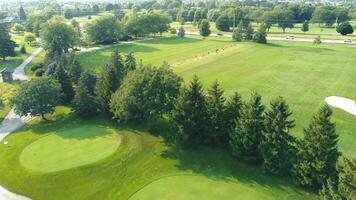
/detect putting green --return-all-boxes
[19,125,120,172]
[129,175,309,200]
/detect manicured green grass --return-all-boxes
[78,35,356,157]
[20,125,120,173]
[77,36,234,72]
[0,108,316,200]
[0,33,36,71]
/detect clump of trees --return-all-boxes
[85,15,122,44]
[40,16,78,57]
[124,12,171,37]
[110,66,182,121]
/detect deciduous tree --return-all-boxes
[10,78,61,120]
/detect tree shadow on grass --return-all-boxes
[160,146,314,197]
[26,111,117,140]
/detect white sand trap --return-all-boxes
[325,96,356,116]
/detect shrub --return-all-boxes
[20,45,26,54]
[170,28,177,34]
[35,68,45,77]
[30,64,43,71]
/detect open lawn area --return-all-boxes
[0,107,317,200]
[0,33,36,71]
[78,35,356,157]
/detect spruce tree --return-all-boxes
[0,24,16,61]
[206,81,227,146]
[199,19,211,37]
[338,157,356,200]
[73,73,97,118]
[68,59,83,84]
[19,5,27,21]
[245,23,254,40]
[294,105,340,189]
[229,92,265,161]
[172,76,208,148]
[320,179,342,200]
[259,97,295,175]
[80,70,96,95]
[124,52,137,75]
[225,92,243,132]
[52,64,74,103]
[95,49,124,112]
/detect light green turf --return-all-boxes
[0,108,317,200]
[129,175,313,200]
[19,125,120,172]
[77,36,234,72]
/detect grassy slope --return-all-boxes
[78,35,356,157]
[0,107,316,200]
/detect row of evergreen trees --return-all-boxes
[171,76,354,199]
[50,50,354,199]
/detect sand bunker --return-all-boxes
[325,96,356,116]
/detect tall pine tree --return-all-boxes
[95,49,124,112]
[259,97,295,175]
[206,81,227,146]
[0,24,16,61]
[320,179,342,200]
[68,59,83,84]
[52,64,74,103]
[19,5,27,21]
[229,92,265,161]
[225,92,243,132]
[73,72,97,118]
[124,52,137,75]
[172,76,208,148]
[338,156,356,200]
[294,105,340,189]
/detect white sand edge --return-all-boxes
[325,96,356,116]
